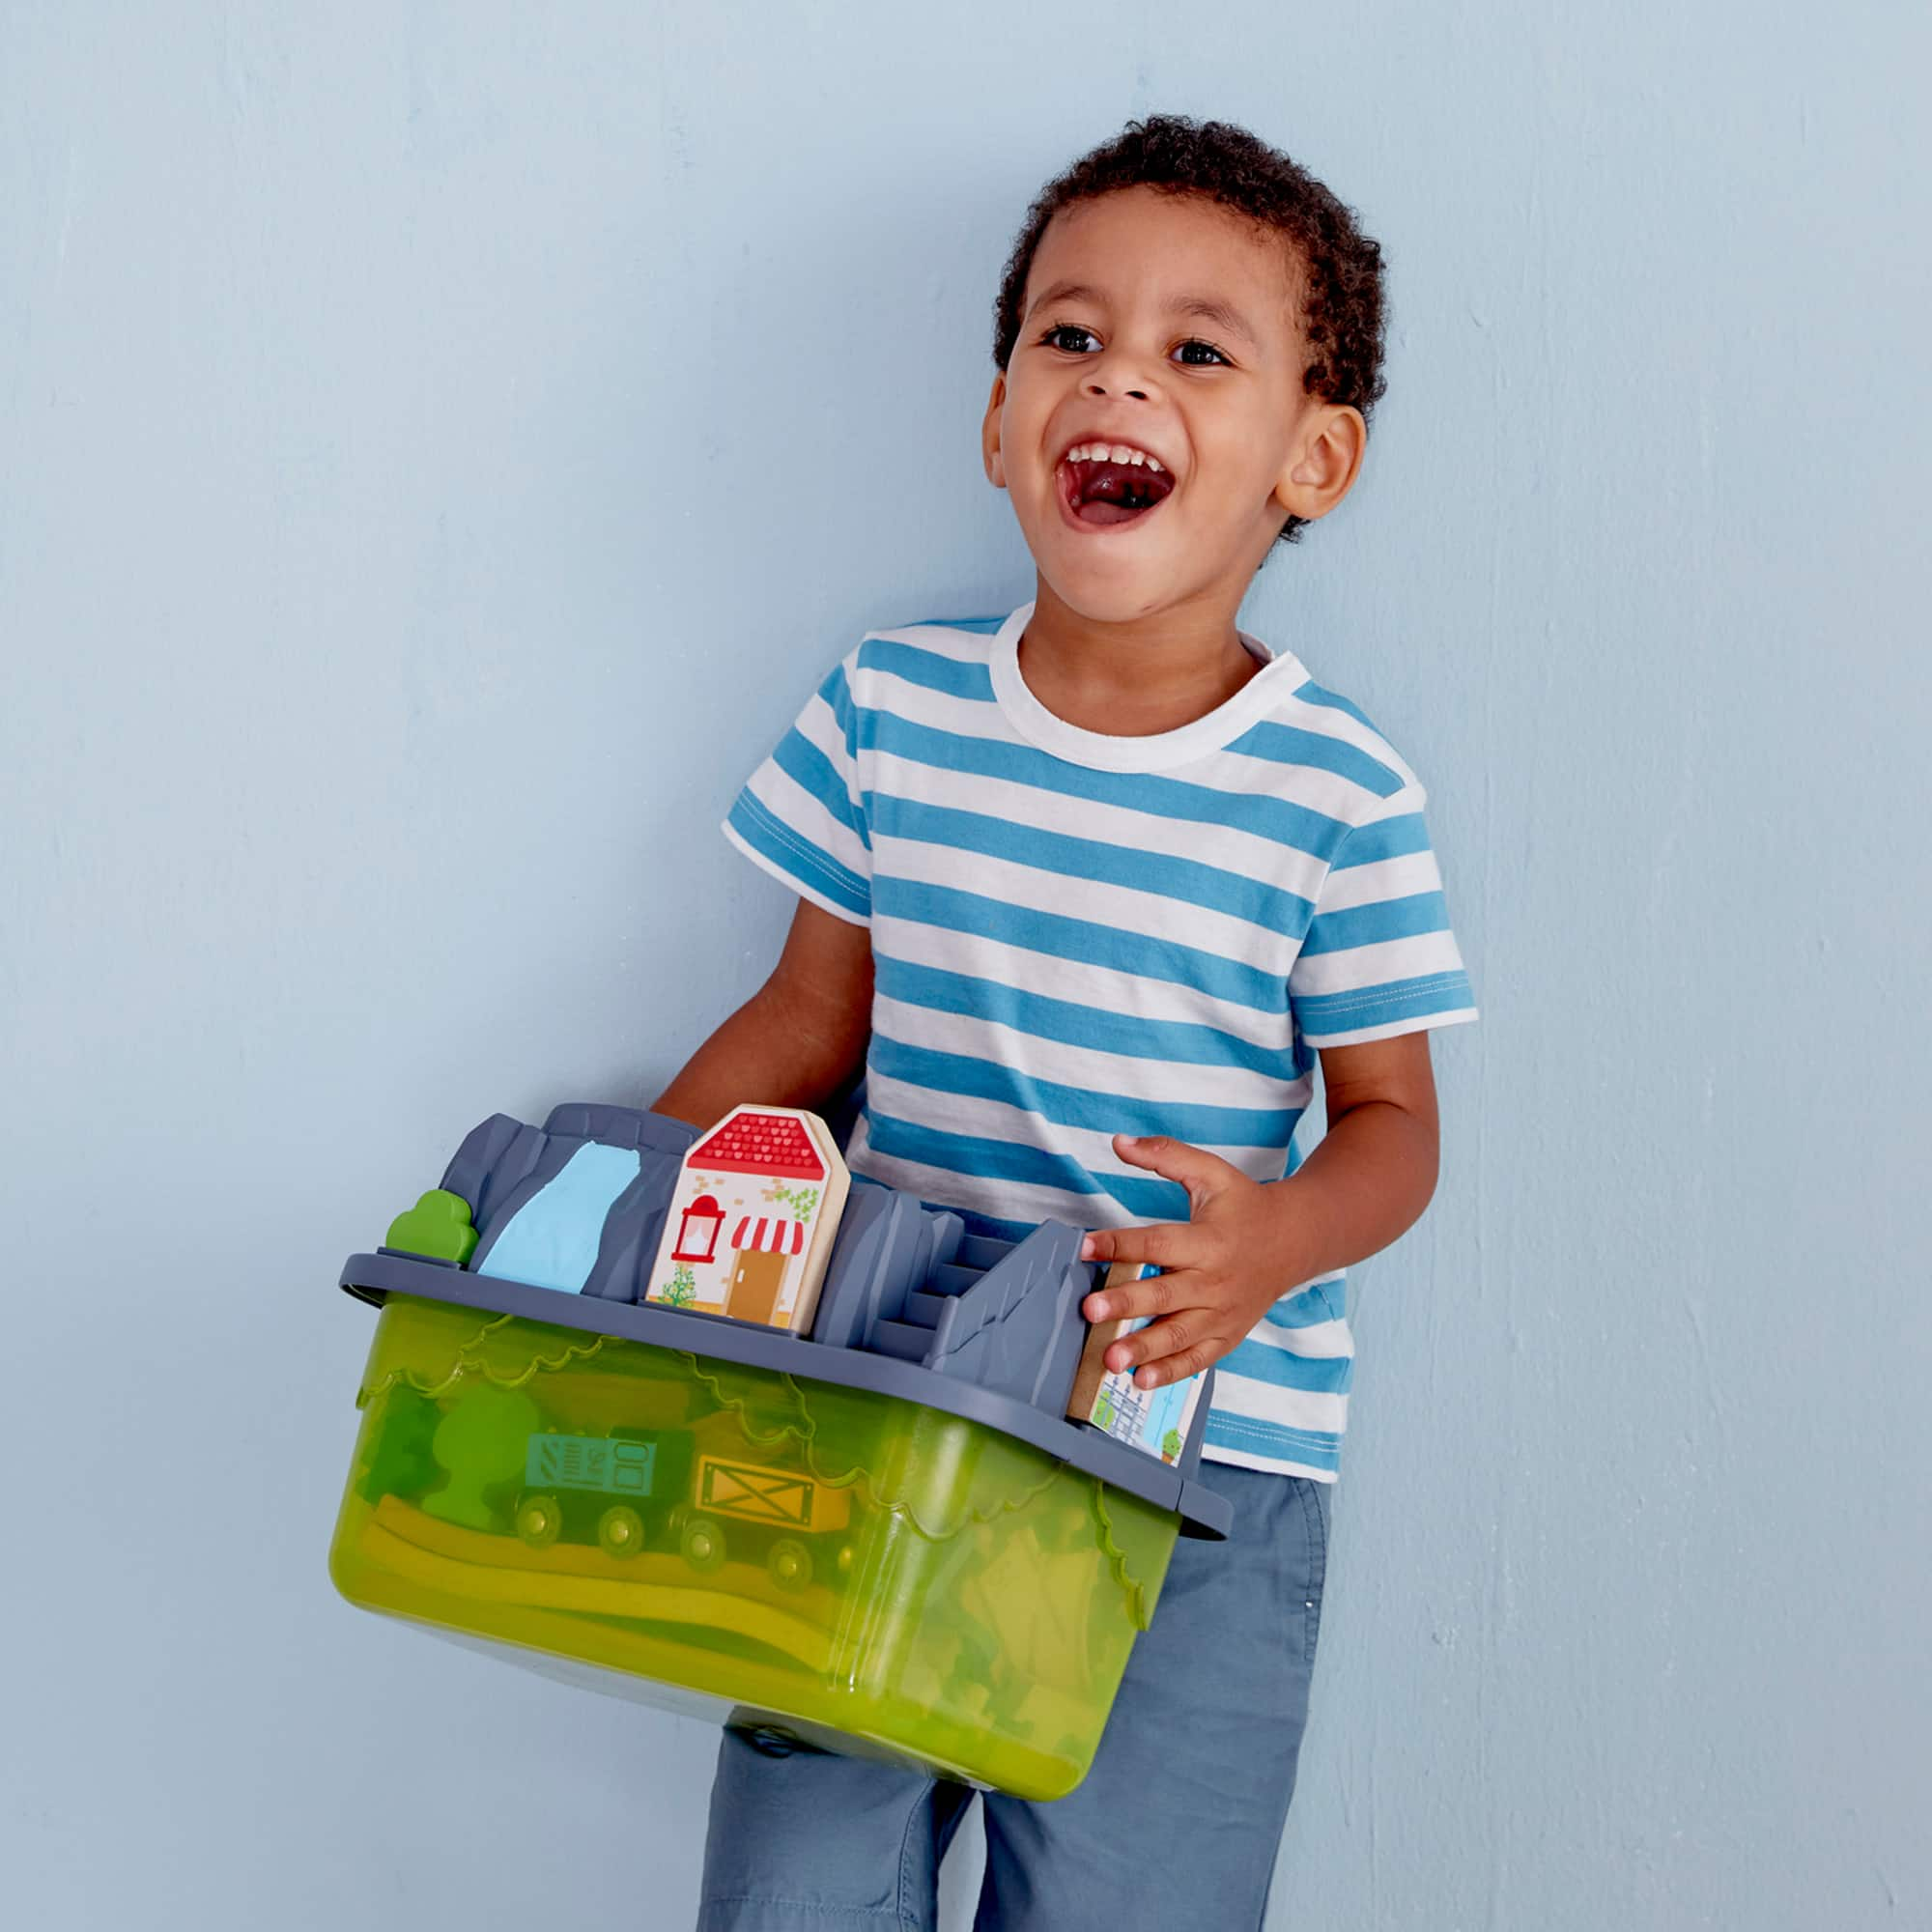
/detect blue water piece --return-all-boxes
[473,1142,643,1293]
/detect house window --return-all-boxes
[671,1193,724,1264]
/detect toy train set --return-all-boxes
[360,1378,849,1584]
[329,1096,1230,1800]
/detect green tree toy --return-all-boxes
[422,1384,541,1529]
[385,1188,478,1265]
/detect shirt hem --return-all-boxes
[1201,1443,1340,1483]
[1300,1004,1480,1048]
[719,814,871,929]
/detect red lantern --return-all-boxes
[670,1192,724,1264]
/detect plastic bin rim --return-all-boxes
[338,1251,1232,1540]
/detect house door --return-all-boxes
[725,1248,786,1326]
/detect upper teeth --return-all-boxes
[1065,442,1163,471]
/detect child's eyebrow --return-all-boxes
[1027,277,1262,349]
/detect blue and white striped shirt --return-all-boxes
[720,601,1477,1481]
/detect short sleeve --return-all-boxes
[719,649,872,927]
[1287,783,1478,1047]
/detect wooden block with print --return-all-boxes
[643,1104,850,1333]
[1067,1260,1208,1464]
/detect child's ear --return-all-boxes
[981,371,1008,490]
[1270,402,1366,523]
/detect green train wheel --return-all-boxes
[514,1494,562,1549]
[679,1513,726,1574]
[597,1505,645,1558]
[767,1538,813,1591]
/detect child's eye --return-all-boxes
[1040,323,1100,354]
[1174,338,1229,366]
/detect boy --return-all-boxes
[652,113,1477,1932]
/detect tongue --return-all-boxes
[1067,455,1170,526]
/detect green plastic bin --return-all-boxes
[330,1291,1183,1800]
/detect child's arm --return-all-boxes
[1076,1032,1443,1389]
[648,899,873,1128]
[1256,1031,1441,1277]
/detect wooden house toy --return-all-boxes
[642,1104,850,1332]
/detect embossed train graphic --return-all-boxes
[356,1371,862,1595]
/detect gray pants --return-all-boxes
[696,1461,1332,1931]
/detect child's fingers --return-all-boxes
[1078,1221,1191,1269]
[1105,1314,1228,1388]
[1082,1265,1192,1326]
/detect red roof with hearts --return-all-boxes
[689,1108,826,1180]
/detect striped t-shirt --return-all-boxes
[720,599,1477,1482]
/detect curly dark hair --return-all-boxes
[991,113,1388,554]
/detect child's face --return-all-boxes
[982,185,1361,621]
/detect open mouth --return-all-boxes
[1057,454,1176,529]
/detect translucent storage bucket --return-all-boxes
[329,1293,1181,1801]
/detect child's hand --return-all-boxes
[1076,1133,1302,1390]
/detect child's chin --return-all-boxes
[1041,567,1180,623]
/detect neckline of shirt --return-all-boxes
[986,599,1307,772]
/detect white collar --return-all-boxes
[986,600,1304,772]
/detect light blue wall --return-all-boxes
[4,5,1925,1927]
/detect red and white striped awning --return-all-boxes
[730,1214,804,1256]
